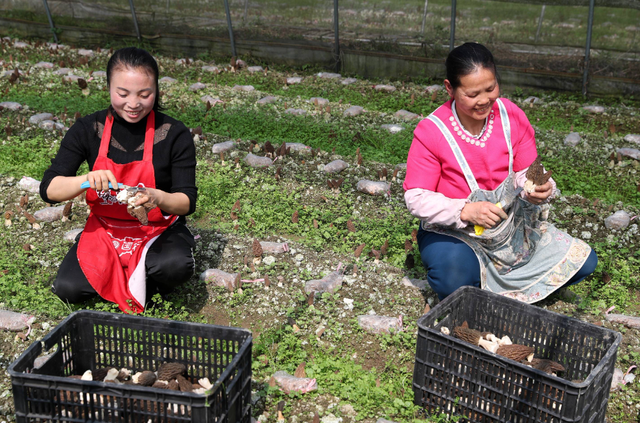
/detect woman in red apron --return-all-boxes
[39,47,197,313]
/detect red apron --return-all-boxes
[77,111,177,313]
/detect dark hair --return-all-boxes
[445,42,498,89]
[106,47,162,112]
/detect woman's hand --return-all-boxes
[85,170,119,192]
[132,188,191,216]
[461,201,508,229]
[525,181,553,205]
[132,188,161,209]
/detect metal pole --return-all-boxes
[583,0,595,97]
[420,0,429,35]
[243,0,249,22]
[535,5,545,44]
[128,0,141,41]
[224,0,237,57]
[166,0,169,14]
[449,0,456,52]
[42,0,58,43]
[334,0,341,73]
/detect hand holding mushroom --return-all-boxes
[524,156,553,205]
[116,187,159,225]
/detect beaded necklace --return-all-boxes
[449,100,495,148]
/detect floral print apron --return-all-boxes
[421,99,591,303]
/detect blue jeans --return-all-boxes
[417,227,598,300]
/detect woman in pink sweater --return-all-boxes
[404,43,596,303]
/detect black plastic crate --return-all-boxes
[9,310,252,423]
[413,286,621,423]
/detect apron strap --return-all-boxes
[97,110,155,162]
[427,114,480,192]
[496,99,514,174]
[142,110,155,163]
[98,114,113,158]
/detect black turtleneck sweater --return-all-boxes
[40,109,197,215]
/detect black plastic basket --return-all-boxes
[413,286,621,423]
[9,310,252,423]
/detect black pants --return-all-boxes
[52,221,196,304]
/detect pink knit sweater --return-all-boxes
[404,98,552,228]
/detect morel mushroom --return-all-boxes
[354,243,366,258]
[117,368,131,382]
[524,156,553,194]
[4,211,13,227]
[529,358,565,374]
[392,167,399,182]
[19,193,28,209]
[264,141,275,157]
[405,254,416,269]
[62,202,72,221]
[137,370,157,386]
[371,248,381,264]
[327,178,343,192]
[157,362,186,381]
[294,362,306,378]
[252,239,263,264]
[380,239,389,257]
[92,367,115,382]
[453,326,499,353]
[292,210,299,223]
[276,142,289,157]
[404,239,413,253]
[347,220,356,233]
[116,190,154,225]
[23,211,40,229]
[496,344,535,362]
[176,374,193,392]
[152,380,169,389]
[104,368,120,382]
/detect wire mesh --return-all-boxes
[1,0,639,80]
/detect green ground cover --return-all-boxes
[0,40,639,422]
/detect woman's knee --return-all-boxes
[51,275,94,303]
[567,249,598,286]
[147,252,195,287]
[52,244,97,303]
[427,252,480,298]
[418,230,480,298]
[582,249,598,275]
[146,223,196,287]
